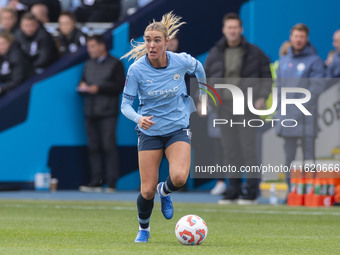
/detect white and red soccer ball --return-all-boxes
[175,214,208,245]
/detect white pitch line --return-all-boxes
[1,204,136,211]
[253,235,340,239]
[1,203,340,216]
[200,208,340,216]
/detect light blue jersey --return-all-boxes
[121,51,206,136]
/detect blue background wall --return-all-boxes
[241,0,339,61]
[0,0,339,190]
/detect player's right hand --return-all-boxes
[138,116,155,130]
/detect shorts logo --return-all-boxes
[183,128,192,140]
[173,73,180,80]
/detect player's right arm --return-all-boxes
[121,67,155,130]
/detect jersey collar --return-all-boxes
[145,52,170,69]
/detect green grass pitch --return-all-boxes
[0,199,339,255]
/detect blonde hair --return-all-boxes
[0,31,14,45]
[279,41,291,56]
[121,11,185,61]
[1,6,18,19]
[290,23,309,36]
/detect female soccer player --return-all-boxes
[121,12,206,243]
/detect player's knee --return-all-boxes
[172,174,187,187]
[141,190,156,200]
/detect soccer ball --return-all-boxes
[175,214,208,245]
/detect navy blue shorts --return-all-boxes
[136,127,192,151]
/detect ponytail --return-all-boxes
[121,11,185,62]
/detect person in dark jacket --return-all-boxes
[204,13,272,204]
[55,11,86,57]
[275,23,325,186]
[78,35,125,192]
[0,6,20,34]
[14,12,58,73]
[0,31,33,96]
[74,0,121,23]
[8,0,61,22]
[30,3,48,23]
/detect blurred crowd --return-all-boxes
[203,14,340,204]
[0,0,156,96]
[0,4,339,197]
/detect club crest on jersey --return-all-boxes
[173,73,180,80]
[297,63,306,72]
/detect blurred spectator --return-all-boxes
[137,0,153,7]
[275,23,325,186]
[78,35,125,193]
[205,13,272,204]
[30,3,48,23]
[121,0,137,17]
[7,0,27,12]
[7,0,60,22]
[167,37,179,52]
[279,40,291,57]
[327,30,340,78]
[74,0,121,23]
[325,50,335,67]
[0,31,33,96]
[60,0,78,11]
[121,0,154,17]
[55,11,86,57]
[270,41,292,79]
[14,12,58,73]
[0,6,19,34]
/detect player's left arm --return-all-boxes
[183,53,207,115]
[194,61,207,95]
[183,53,207,95]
